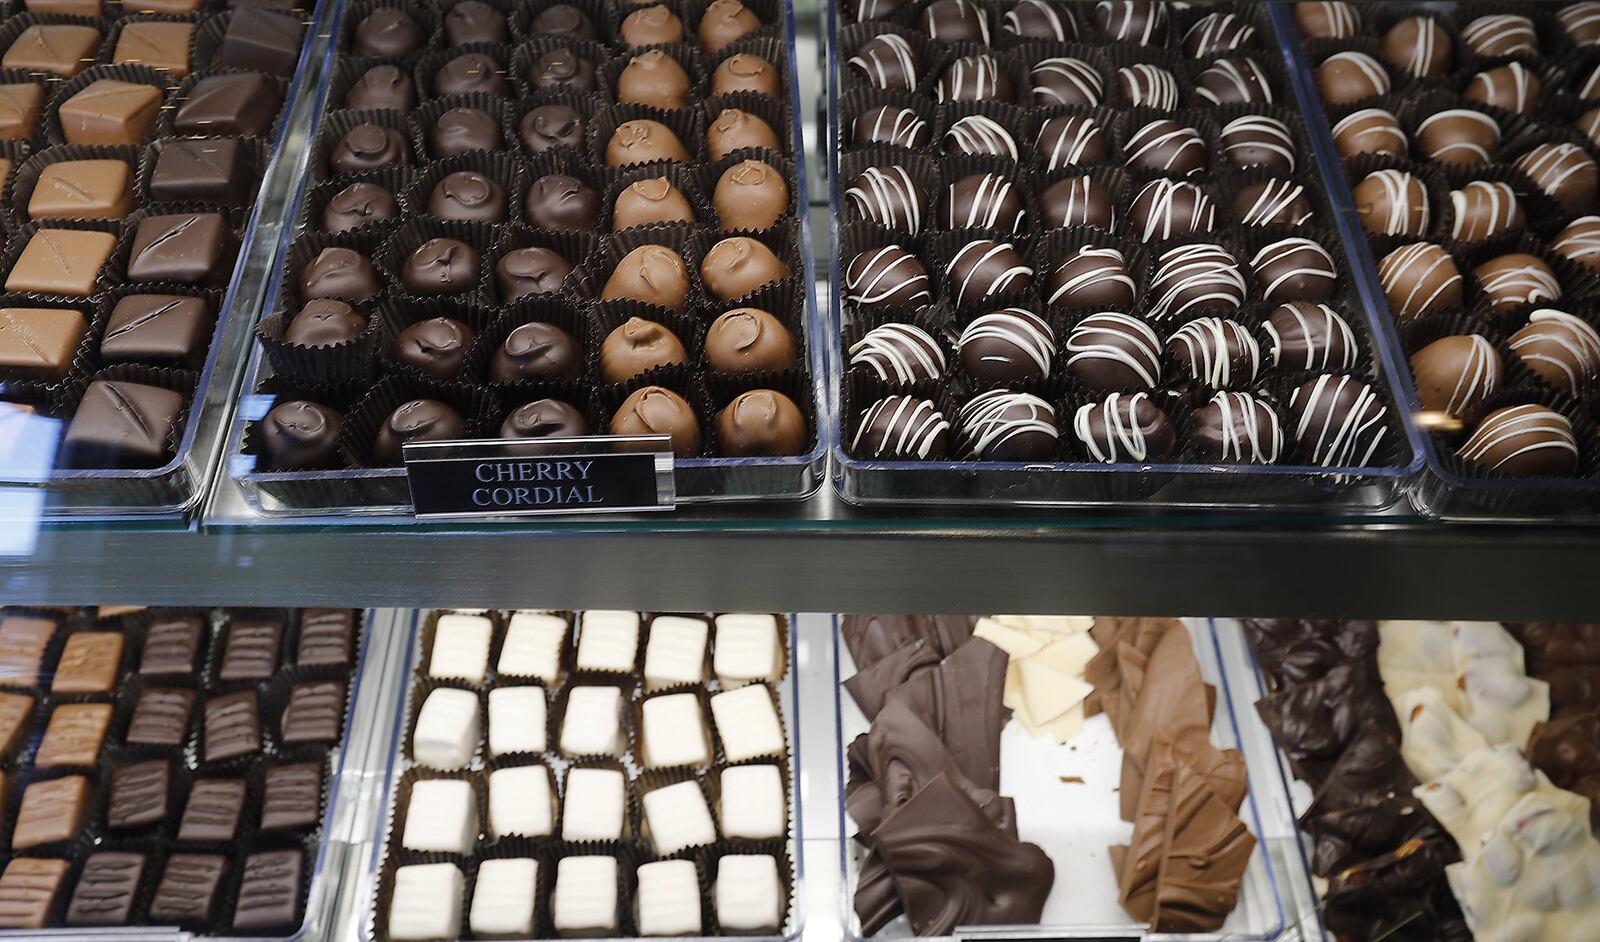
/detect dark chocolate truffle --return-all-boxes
[702,236,787,300]
[1038,176,1114,231]
[600,316,688,382]
[613,177,694,230]
[715,389,806,456]
[698,0,760,53]
[1382,15,1453,80]
[1315,51,1390,104]
[921,0,989,42]
[323,182,397,233]
[1462,14,1536,57]
[329,124,409,175]
[1183,11,1253,57]
[936,54,1011,103]
[1264,302,1356,371]
[1465,63,1540,113]
[1516,143,1599,213]
[845,165,926,233]
[1554,216,1600,272]
[518,105,582,155]
[1410,334,1501,417]
[610,386,701,456]
[500,399,588,438]
[606,119,690,167]
[1331,108,1406,159]
[847,34,921,91]
[1191,392,1284,464]
[958,308,1054,382]
[1290,375,1388,467]
[1147,243,1245,321]
[712,53,781,97]
[1459,404,1578,475]
[942,116,1018,159]
[1166,316,1260,389]
[1352,169,1429,236]
[957,390,1057,460]
[1094,0,1168,45]
[525,174,599,230]
[259,401,342,470]
[528,48,596,93]
[1195,57,1273,106]
[300,248,380,302]
[1114,64,1177,110]
[1005,0,1075,39]
[852,106,930,148]
[400,238,480,296]
[431,107,501,158]
[392,317,473,380]
[1066,312,1161,390]
[1045,246,1135,310]
[849,322,944,383]
[706,308,796,372]
[1221,115,1296,172]
[855,0,908,22]
[433,52,508,97]
[1072,391,1175,462]
[946,239,1032,309]
[1233,179,1313,226]
[428,171,506,222]
[495,247,572,301]
[1510,310,1600,396]
[715,160,788,231]
[851,395,950,459]
[1124,119,1206,178]
[707,108,781,161]
[532,4,598,40]
[1252,238,1337,304]
[1029,56,1101,107]
[353,8,422,57]
[1034,115,1107,170]
[1128,179,1215,242]
[944,173,1026,232]
[1416,109,1500,165]
[372,400,465,464]
[844,246,932,312]
[617,50,691,109]
[445,0,508,44]
[345,65,415,111]
[602,245,691,311]
[619,3,683,45]
[1475,253,1561,315]
[286,299,365,347]
[491,321,582,382]
[1377,242,1462,318]
[1293,2,1358,38]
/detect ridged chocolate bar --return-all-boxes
[232,849,302,931]
[140,616,202,676]
[127,687,194,747]
[281,680,345,744]
[219,619,282,681]
[260,761,321,830]
[65,853,144,927]
[203,691,261,762]
[296,609,353,667]
[107,760,170,830]
[149,853,226,924]
[178,778,247,843]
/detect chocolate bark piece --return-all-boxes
[295,609,353,666]
[220,618,280,680]
[1305,725,1414,814]
[3,25,102,77]
[173,73,281,137]
[1542,665,1600,716]
[1506,622,1600,669]
[280,679,344,744]
[141,615,202,675]
[127,686,194,746]
[65,852,144,926]
[13,775,93,848]
[1321,837,1466,942]
[0,690,34,757]
[100,295,211,368]
[203,690,260,761]
[35,702,112,766]
[260,761,321,829]
[112,21,193,76]
[1148,760,1257,933]
[6,228,117,296]
[57,80,163,145]
[219,7,304,76]
[232,849,302,931]
[61,381,184,469]
[0,857,69,928]
[840,614,976,668]
[107,759,170,830]
[150,140,252,207]
[127,213,238,284]
[1240,617,1380,690]
[854,697,1013,835]
[28,160,133,220]
[178,778,246,842]
[149,853,226,924]
[1528,709,1600,828]
[1307,793,1444,877]
[0,614,54,684]
[883,637,1008,791]
[0,307,85,380]
[0,83,43,139]
[843,638,937,720]
[1254,661,1397,789]
[51,630,122,693]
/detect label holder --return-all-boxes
[402,435,676,518]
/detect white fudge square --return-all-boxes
[413,687,480,770]
[710,684,785,762]
[561,767,626,841]
[713,614,782,685]
[402,778,478,854]
[575,611,640,672]
[428,614,493,683]
[470,858,537,936]
[637,860,702,936]
[641,693,710,768]
[553,856,618,933]
[499,612,566,682]
[489,765,553,838]
[716,855,782,932]
[642,780,717,855]
[720,764,785,839]
[560,685,625,756]
[389,863,464,940]
[643,616,708,690]
[488,686,547,756]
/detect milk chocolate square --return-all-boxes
[35,702,112,766]
[140,615,202,675]
[149,853,226,924]
[0,690,35,758]
[107,759,170,830]
[0,84,43,140]
[51,630,123,693]
[127,686,194,746]
[219,618,280,680]
[297,610,353,667]
[232,849,302,931]
[218,8,304,76]
[127,213,238,284]
[0,857,69,928]
[177,778,245,842]
[150,140,252,207]
[28,160,134,220]
[174,73,281,138]
[6,229,116,297]
[0,307,86,381]
[61,380,184,469]
[2,25,101,77]
[24,0,99,14]
[203,690,260,761]
[125,0,202,12]
[13,775,92,848]
[280,679,344,745]
[65,852,144,926]
[0,614,55,685]
[56,80,163,145]
[112,21,193,77]
[260,761,321,830]
[100,295,211,368]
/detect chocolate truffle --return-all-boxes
[428,171,506,223]
[1004,0,1077,39]
[1166,316,1260,389]
[1332,108,1406,159]
[707,108,781,161]
[1147,243,1245,320]
[1030,56,1101,107]
[849,323,944,383]
[1045,246,1135,310]
[921,0,988,42]
[1410,334,1501,417]
[1252,238,1337,304]
[325,182,398,233]
[1195,58,1273,106]
[936,54,1011,103]
[1474,253,1561,315]
[1462,14,1536,56]
[519,106,582,155]
[1128,179,1215,242]
[1221,115,1296,172]
[855,0,908,22]
[610,386,701,456]
[372,400,466,464]
[286,299,365,347]
[944,173,1026,232]
[713,53,781,97]
[852,106,930,148]
[533,4,598,39]
[1035,115,1107,170]
[706,308,796,372]
[434,52,508,97]
[495,247,572,300]
[1516,143,1599,213]
[1353,169,1429,236]
[1377,242,1462,318]
[1459,404,1578,476]
[1382,16,1453,79]
[1579,106,1600,149]
[1554,216,1600,272]
[958,308,1054,383]
[613,177,694,230]
[354,8,422,57]
[852,395,950,459]
[600,316,688,382]
[1465,63,1540,114]
[1073,391,1175,462]
[491,322,582,381]
[445,0,508,44]
[1417,109,1500,165]
[529,49,597,93]
[1038,176,1114,230]
[845,166,926,233]
[602,245,691,311]
[1316,51,1390,104]
[1581,62,1600,99]
[1562,2,1600,47]
[345,65,415,111]
[617,50,691,109]
[1290,375,1388,467]
[715,160,788,231]
[330,124,410,175]
[1124,120,1206,178]
[526,175,599,230]
[844,246,931,311]
[1114,64,1177,110]
[699,0,761,52]
[1066,312,1160,390]
[942,116,1017,159]
[946,240,1032,309]
[1234,179,1313,226]
[500,399,588,438]
[606,119,690,167]
[1192,392,1284,464]
[1094,0,1168,45]
[1264,302,1357,371]
[957,390,1056,460]
[393,317,473,379]
[847,34,921,91]
[431,107,502,157]
[1294,1,1358,38]
[259,401,342,469]
[703,236,787,300]
[1184,11,1253,56]
[301,248,380,302]
[401,238,480,296]
[715,390,806,456]
[1510,309,1600,396]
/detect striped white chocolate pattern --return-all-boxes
[1184,12,1253,56]
[1462,14,1536,56]
[1116,64,1178,110]
[1393,16,1447,78]
[943,115,1017,159]
[1468,62,1538,112]
[959,308,1055,378]
[1041,175,1114,229]
[1333,108,1406,157]
[1321,51,1391,97]
[1036,115,1104,171]
[1065,312,1162,388]
[1221,115,1295,171]
[1168,316,1260,389]
[845,246,931,310]
[1582,62,1600,99]
[1265,302,1356,370]
[1291,374,1388,466]
[1450,181,1522,242]
[922,0,990,43]
[848,322,945,383]
[1237,179,1312,226]
[847,34,918,90]
[937,54,1004,102]
[1148,243,1244,321]
[1510,309,1600,395]
[855,0,901,21]
[1417,109,1499,163]
[1005,0,1074,39]
[1201,391,1283,464]
[1554,216,1600,268]
[946,240,1033,307]
[1047,246,1135,308]
[1300,1,1357,38]
[1459,403,1578,471]
[1196,57,1273,105]
[1478,258,1561,310]
[1129,179,1215,242]
[1095,0,1167,44]
[844,165,924,233]
[1125,120,1205,177]
[1414,333,1499,417]
[855,106,928,148]
[1559,1,1600,46]
[958,390,1057,457]
[1516,143,1598,206]
[1251,238,1337,303]
[1356,169,1429,236]
[1030,56,1102,107]
[944,173,1025,232]
[1073,391,1163,461]
[853,395,950,458]
[1378,242,1462,318]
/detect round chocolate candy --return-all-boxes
[1517,143,1600,213]
[937,54,1012,103]
[946,240,1032,308]
[944,173,1026,233]
[620,4,684,46]
[345,65,416,111]
[1474,253,1561,315]
[432,107,502,158]
[1094,0,1168,45]
[1147,243,1245,321]
[943,116,1018,159]
[613,177,695,230]
[401,238,481,296]
[845,246,932,311]
[1184,11,1253,57]
[1377,242,1462,318]
[714,389,807,457]
[491,321,582,382]
[849,323,944,383]
[852,395,950,459]
[1561,2,1600,47]
[1073,391,1175,462]
[1264,302,1357,371]
[706,308,796,372]
[922,0,989,42]
[707,108,781,161]
[845,166,926,233]
[606,119,690,167]
[1128,179,1215,242]
[1195,57,1273,106]
[1035,115,1107,171]
[1233,179,1313,226]
[1410,334,1501,417]
[1124,120,1206,178]
[601,245,690,311]
[1065,312,1160,390]
[330,124,410,175]
[1191,392,1284,464]
[1290,375,1388,467]
[444,1,508,45]
[500,399,588,438]
[699,0,761,53]
[1465,63,1540,114]
[1115,64,1177,110]
[713,54,781,97]
[324,181,398,233]
[1459,404,1578,475]
[1221,115,1296,172]
[854,0,907,20]
[617,50,691,110]
[1030,56,1101,107]
[958,390,1057,460]
[1382,16,1453,80]
[286,299,366,347]
[1293,1,1358,38]
[354,8,423,57]
[847,35,921,92]
[1252,238,1338,304]
[853,106,930,148]
[1578,107,1600,149]
[1005,0,1077,40]
[519,105,583,156]
[1417,109,1500,165]
[959,308,1054,383]
[611,386,701,456]
[495,247,573,301]
[1166,316,1260,389]
[428,171,507,223]
[1331,108,1406,159]
[1554,216,1600,272]
[1510,309,1600,396]
[393,317,474,379]
[525,174,599,230]
[1581,62,1600,99]
[528,48,597,93]
[1353,169,1429,237]
[1046,246,1135,310]
[1038,176,1114,231]
[301,248,381,302]
[702,236,787,301]
[1462,14,1537,57]
[600,316,688,382]
[714,160,789,231]
[260,400,342,470]
[1316,51,1391,105]
[532,4,598,39]
[373,400,465,465]
[434,52,508,97]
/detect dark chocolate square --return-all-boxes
[173,73,281,137]
[296,609,353,667]
[99,295,211,368]
[260,761,321,830]
[232,849,302,931]
[202,690,260,762]
[218,8,304,76]
[220,618,281,680]
[65,852,144,927]
[126,687,194,746]
[178,778,245,842]
[107,759,170,830]
[149,140,252,208]
[127,213,238,285]
[61,380,184,469]
[280,679,344,745]
[149,853,226,924]
[140,615,202,675]
[0,857,69,928]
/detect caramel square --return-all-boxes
[112,22,193,78]
[0,307,86,381]
[34,702,111,767]
[0,691,34,758]
[56,80,163,146]
[6,229,117,297]
[2,25,101,77]
[28,160,134,221]
[0,84,42,141]
[51,631,122,693]
[0,615,55,685]
[0,857,70,928]
[12,776,92,848]
[23,0,100,16]
[124,0,202,12]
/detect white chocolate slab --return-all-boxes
[561,767,626,841]
[559,685,624,757]
[641,693,710,768]
[488,685,547,757]
[719,764,785,840]
[470,858,537,936]
[643,616,708,691]
[389,863,464,940]
[713,614,782,685]
[428,614,493,683]
[710,684,785,763]
[553,856,618,933]
[402,778,477,854]
[499,612,567,682]
[575,611,639,673]
[413,687,480,771]
[715,854,782,932]
[642,780,716,855]
[489,765,553,838]
[636,860,702,936]
[1396,686,1490,783]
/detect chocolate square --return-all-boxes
[6,229,116,297]
[218,8,304,76]
[35,702,112,767]
[13,775,93,849]
[232,849,302,931]
[2,25,102,77]
[23,0,98,13]
[0,307,86,381]
[296,609,354,667]
[61,380,184,469]
[178,778,245,842]
[51,630,123,693]
[219,618,281,680]
[149,853,226,924]
[150,140,252,207]
[28,160,134,221]
[112,21,193,77]
[280,679,344,744]
[99,295,211,368]
[57,80,164,145]
[0,690,35,758]
[127,213,238,284]
[107,759,170,830]
[260,761,321,830]
[65,852,145,926]
[127,687,194,746]
[0,614,55,685]
[174,73,282,138]
[203,690,260,762]
[126,0,202,12]
[0,84,43,140]
[0,858,69,928]
[140,615,202,675]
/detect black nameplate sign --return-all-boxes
[403,436,675,517]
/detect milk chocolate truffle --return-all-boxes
[1035,115,1108,170]
[1221,115,1296,172]
[529,49,597,93]
[286,299,365,347]
[1561,2,1600,48]
[943,116,1017,159]
[1128,179,1215,242]
[1331,108,1406,159]
[1294,1,1358,38]
[532,4,598,40]
[1459,404,1578,476]
[699,0,761,53]
[434,52,509,97]
[1094,0,1168,45]
[1264,302,1357,371]
[849,322,943,382]
[491,322,582,382]
[1474,253,1561,315]
[921,0,989,42]
[1579,106,1600,149]
[937,54,1012,103]
[1353,169,1429,236]
[1516,143,1599,213]
[1378,242,1462,318]
[1382,16,1452,79]
[354,8,422,57]
[607,119,690,167]
[1410,333,1501,417]
[1166,317,1260,389]
[715,389,805,456]
[1233,179,1313,226]
[1004,0,1077,40]
[324,182,398,233]
[706,308,796,372]
[1184,11,1253,57]
[1066,312,1160,390]
[944,173,1025,232]
[946,239,1031,308]
[1147,243,1245,320]
[715,160,788,230]
[1417,109,1500,165]
[844,246,931,311]
[960,308,1054,383]
[1511,309,1600,396]
[500,399,588,438]
[1045,246,1135,310]
[713,54,781,97]
[1290,375,1388,467]
[1039,176,1114,231]
[852,395,950,459]
[1316,51,1390,104]
[445,0,508,45]
[1465,63,1540,114]
[330,124,410,175]
[519,105,582,155]
[852,105,930,148]
[372,400,465,464]
[957,390,1057,460]
[602,245,691,311]
[393,317,474,379]
[610,386,701,456]
[613,177,694,229]
[1191,392,1284,464]
[1030,56,1101,107]
[1194,58,1273,106]
[707,109,781,161]
[259,401,342,469]
[526,174,599,230]
[1252,238,1337,304]
[1124,120,1206,178]
[1462,14,1536,56]
[703,236,787,300]
[495,247,572,300]
[1115,64,1177,110]
[1073,391,1175,462]
[401,238,480,296]
[600,316,688,382]
[301,248,380,302]
[1554,216,1600,272]
[345,65,416,111]
[428,172,506,222]
[847,34,921,91]
[617,50,691,109]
